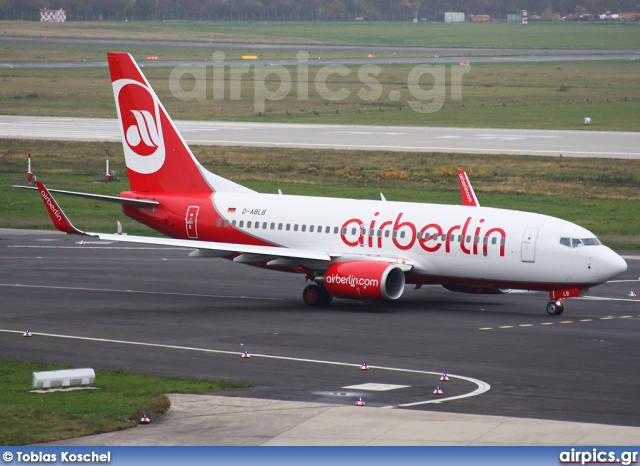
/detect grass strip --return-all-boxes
[1,139,638,248]
[0,359,244,445]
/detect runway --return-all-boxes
[1,228,639,427]
[1,115,638,158]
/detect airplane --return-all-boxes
[29,52,627,316]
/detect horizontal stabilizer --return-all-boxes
[15,185,158,207]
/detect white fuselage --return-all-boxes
[212,192,625,290]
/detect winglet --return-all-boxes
[36,181,87,235]
[457,170,480,207]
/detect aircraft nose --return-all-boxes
[597,247,627,281]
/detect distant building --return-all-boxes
[470,15,491,22]
[444,12,465,23]
[40,8,66,23]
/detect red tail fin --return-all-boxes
[108,52,212,193]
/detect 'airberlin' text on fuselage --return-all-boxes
[340,213,506,256]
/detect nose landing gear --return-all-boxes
[546,299,564,316]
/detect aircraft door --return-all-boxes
[521,227,539,263]
[186,206,199,239]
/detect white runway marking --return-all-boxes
[0,328,490,408]
[342,383,410,391]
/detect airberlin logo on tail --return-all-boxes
[113,79,165,174]
[126,110,160,153]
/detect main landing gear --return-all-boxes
[303,284,333,306]
[546,299,565,316]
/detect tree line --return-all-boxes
[2,0,639,18]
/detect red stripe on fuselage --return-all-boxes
[120,191,274,246]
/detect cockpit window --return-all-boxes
[560,237,601,248]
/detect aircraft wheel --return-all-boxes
[319,291,333,306]
[546,300,564,316]
[303,285,323,306]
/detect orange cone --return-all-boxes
[434,386,443,395]
[355,397,365,406]
[242,350,251,358]
[360,362,369,371]
[440,372,449,381]
[23,329,32,337]
[140,413,150,424]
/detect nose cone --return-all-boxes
[597,247,627,281]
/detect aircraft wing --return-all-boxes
[457,169,480,207]
[35,181,412,270]
[97,233,332,262]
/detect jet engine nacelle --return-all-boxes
[322,261,406,300]
[442,284,511,295]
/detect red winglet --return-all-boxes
[457,170,480,207]
[36,181,86,235]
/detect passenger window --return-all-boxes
[400,231,405,239]
[270,223,275,230]
[334,227,339,234]
[458,235,462,242]
[239,220,244,228]
[224,220,229,227]
[492,237,497,245]
[310,225,314,233]
[294,224,298,231]
[466,235,471,243]
[286,223,291,231]
[278,223,283,230]
[326,226,331,233]
[247,221,252,228]
[232,220,236,227]
[351,228,357,235]
[474,236,480,244]
[302,225,306,232]
[216,219,222,227]
[385,230,390,238]
[342,227,347,235]
[262,222,267,229]
[559,237,571,247]
[500,238,506,245]
[441,234,446,241]
[483,237,488,244]
[393,231,398,238]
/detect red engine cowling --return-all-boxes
[442,284,511,295]
[322,261,406,300]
